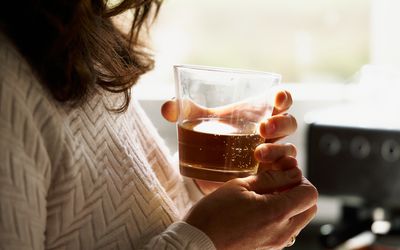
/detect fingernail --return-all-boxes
[263,121,276,135]
[258,145,270,160]
[281,91,288,103]
[276,91,287,107]
[255,149,264,160]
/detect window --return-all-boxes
[137,0,370,96]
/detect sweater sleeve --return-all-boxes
[143,221,216,250]
[0,53,64,249]
[0,85,49,249]
[130,98,204,216]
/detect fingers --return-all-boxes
[260,113,297,141]
[272,90,293,115]
[161,99,178,122]
[255,143,297,163]
[163,91,294,125]
[244,165,302,194]
[161,99,210,123]
[269,178,318,220]
[257,155,297,173]
[258,90,295,142]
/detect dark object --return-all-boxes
[307,123,400,207]
[319,205,372,248]
[306,108,400,248]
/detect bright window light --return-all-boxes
[138,0,370,89]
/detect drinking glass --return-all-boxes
[174,65,280,182]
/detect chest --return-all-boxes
[45,98,177,249]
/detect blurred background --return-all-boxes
[145,0,369,85]
[137,0,400,93]
[134,0,400,249]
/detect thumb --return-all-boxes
[243,159,302,194]
[161,99,178,122]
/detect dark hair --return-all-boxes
[0,0,162,112]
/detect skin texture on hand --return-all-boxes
[161,90,319,248]
[184,167,318,250]
[161,90,293,124]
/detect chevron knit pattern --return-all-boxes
[0,34,215,250]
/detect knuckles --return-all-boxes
[288,167,302,181]
[277,156,298,169]
[301,183,319,204]
[259,170,279,184]
[285,143,297,157]
[256,143,298,163]
[310,204,318,217]
[287,113,298,131]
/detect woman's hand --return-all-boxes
[161,90,293,125]
[161,90,298,194]
[162,91,318,248]
[184,160,318,250]
[255,90,297,172]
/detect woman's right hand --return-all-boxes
[184,158,318,250]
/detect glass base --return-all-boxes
[180,163,257,182]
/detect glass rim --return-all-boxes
[174,64,281,80]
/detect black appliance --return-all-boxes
[306,104,400,249]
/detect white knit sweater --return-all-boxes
[0,34,214,250]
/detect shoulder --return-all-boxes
[0,33,65,171]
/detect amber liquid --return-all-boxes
[178,118,264,182]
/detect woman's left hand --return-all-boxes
[161,90,297,195]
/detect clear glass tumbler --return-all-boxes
[174,65,280,182]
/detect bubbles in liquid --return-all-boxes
[178,118,264,182]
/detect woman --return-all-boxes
[0,0,317,249]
